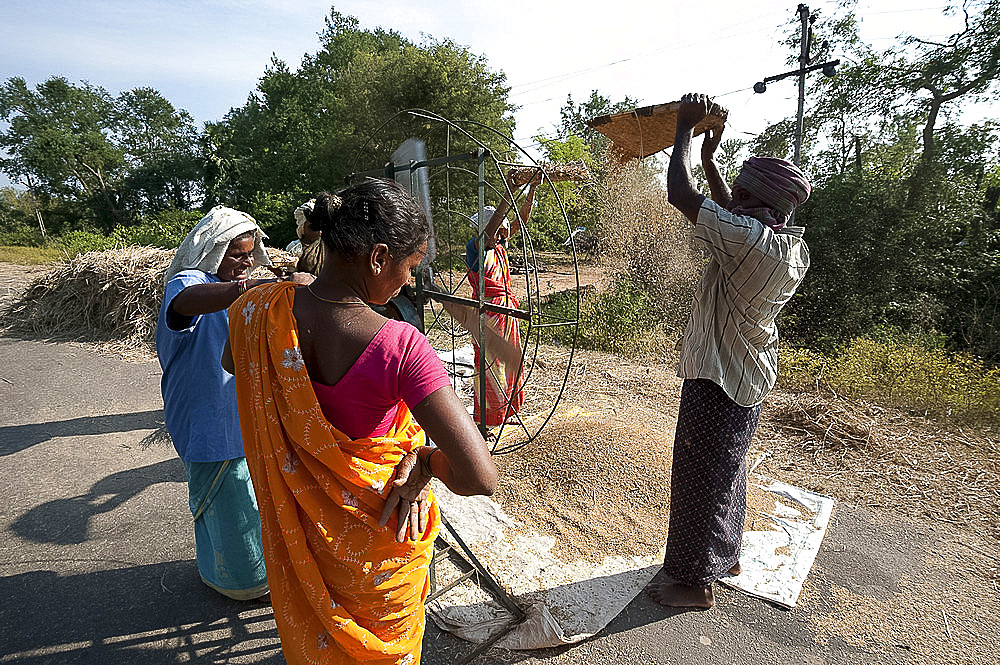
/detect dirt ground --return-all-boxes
[2,259,999,664]
[0,262,48,310]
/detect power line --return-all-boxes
[510,24,778,99]
[507,11,785,97]
[865,6,953,14]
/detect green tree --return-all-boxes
[204,8,515,240]
[0,77,203,233]
[517,92,641,252]
[528,133,595,250]
[116,87,204,213]
[773,1,1000,362]
[897,0,1000,197]
[0,77,124,231]
[556,90,638,158]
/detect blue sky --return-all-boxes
[0,0,977,187]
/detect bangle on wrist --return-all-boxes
[237,279,249,295]
[419,447,438,477]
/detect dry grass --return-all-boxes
[0,245,65,265]
[753,391,1000,541]
[0,246,295,359]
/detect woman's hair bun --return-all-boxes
[308,192,340,233]
[316,179,428,260]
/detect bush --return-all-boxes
[55,229,116,256]
[108,209,202,248]
[540,278,677,357]
[779,329,1000,424]
[0,209,206,259]
[247,191,299,247]
[0,223,46,248]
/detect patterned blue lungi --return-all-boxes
[662,378,763,586]
[186,458,268,600]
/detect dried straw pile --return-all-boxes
[1,246,296,357]
[1,247,173,352]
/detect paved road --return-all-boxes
[0,337,951,665]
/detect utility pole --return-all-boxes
[793,3,811,166]
[753,4,839,166]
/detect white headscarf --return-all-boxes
[163,206,271,286]
[469,206,497,228]
[294,199,316,239]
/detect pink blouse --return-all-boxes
[311,319,452,440]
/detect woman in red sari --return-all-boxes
[464,179,537,428]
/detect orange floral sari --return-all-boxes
[228,282,440,665]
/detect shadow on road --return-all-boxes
[0,560,284,663]
[0,409,166,456]
[11,458,186,545]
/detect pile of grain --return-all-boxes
[489,348,682,562]
[492,404,674,562]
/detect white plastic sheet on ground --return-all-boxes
[435,344,474,398]
[427,475,835,649]
[428,482,661,649]
[721,476,836,608]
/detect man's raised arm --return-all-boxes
[667,93,725,224]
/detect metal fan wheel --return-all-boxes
[347,109,582,454]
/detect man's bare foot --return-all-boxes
[645,570,715,609]
[728,561,742,576]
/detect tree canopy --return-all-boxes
[771,0,1000,362]
[204,9,516,240]
[0,77,202,233]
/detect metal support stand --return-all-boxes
[427,512,525,664]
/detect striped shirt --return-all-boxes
[677,198,810,407]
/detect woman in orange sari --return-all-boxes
[224,180,497,664]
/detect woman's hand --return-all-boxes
[265,266,315,285]
[378,450,432,543]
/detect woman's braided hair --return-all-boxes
[306,179,428,261]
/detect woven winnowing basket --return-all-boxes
[508,160,591,187]
[586,101,725,161]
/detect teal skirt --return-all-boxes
[186,458,268,600]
